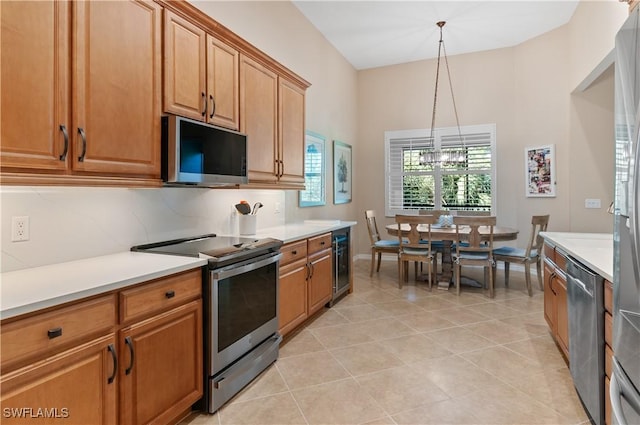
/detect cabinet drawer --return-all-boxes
[555,249,567,272]
[120,269,202,323]
[543,243,555,262]
[1,295,116,369]
[605,311,613,348]
[280,241,307,267]
[308,233,331,254]
[604,279,613,314]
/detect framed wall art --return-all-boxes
[299,131,326,207]
[525,144,556,197]
[333,140,352,204]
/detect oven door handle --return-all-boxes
[212,253,282,280]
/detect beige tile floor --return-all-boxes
[182,259,590,425]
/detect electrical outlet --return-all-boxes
[274,202,281,214]
[11,216,30,242]
[585,198,601,209]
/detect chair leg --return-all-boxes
[455,264,461,296]
[414,262,419,281]
[504,262,510,287]
[377,252,382,272]
[536,259,543,291]
[427,257,432,291]
[370,249,375,277]
[524,263,533,296]
[488,264,494,298]
[397,257,403,289]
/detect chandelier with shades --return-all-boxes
[418,21,466,166]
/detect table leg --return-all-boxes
[438,241,454,290]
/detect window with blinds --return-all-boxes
[384,124,496,217]
[299,132,326,207]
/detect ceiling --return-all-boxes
[292,1,580,70]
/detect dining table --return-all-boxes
[386,223,519,290]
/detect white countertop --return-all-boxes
[0,221,357,320]
[540,232,613,281]
[0,252,208,320]
[247,220,356,243]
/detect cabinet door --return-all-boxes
[164,11,206,121]
[555,273,569,358]
[278,77,305,185]
[543,261,556,330]
[240,54,278,183]
[308,250,333,316]
[119,300,202,425]
[207,35,239,130]
[0,335,117,425]
[0,0,70,171]
[279,258,308,336]
[73,0,161,177]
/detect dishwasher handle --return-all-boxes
[567,256,601,298]
[570,275,593,297]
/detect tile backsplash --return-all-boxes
[1,186,285,273]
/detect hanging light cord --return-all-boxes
[428,22,445,143]
[429,21,465,157]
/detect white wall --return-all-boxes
[0,187,285,271]
[353,0,628,257]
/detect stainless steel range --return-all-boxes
[132,234,282,413]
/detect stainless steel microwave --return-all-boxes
[161,115,248,187]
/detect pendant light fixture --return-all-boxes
[419,21,466,166]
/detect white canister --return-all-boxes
[238,214,257,235]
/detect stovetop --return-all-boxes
[131,234,282,267]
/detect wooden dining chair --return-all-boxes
[493,214,549,296]
[453,215,497,297]
[395,214,438,289]
[365,210,400,277]
[418,209,448,272]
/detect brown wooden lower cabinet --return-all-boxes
[0,335,117,424]
[0,269,203,425]
[307,248,332,316]
[279,233,334,337]
[119,300,202,425]
[279,257,308,336]
[544,241,615,425]
[543,252,569,359]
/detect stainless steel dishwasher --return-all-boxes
[567,256,605,425]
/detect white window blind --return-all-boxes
[384,124,496,217]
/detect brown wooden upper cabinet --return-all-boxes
[163,10,239,131]
[240,55,305,186]
[0,0,162,183]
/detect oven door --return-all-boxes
[207,252,281,376]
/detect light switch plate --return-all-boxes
[585,198,601,209]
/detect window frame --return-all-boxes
[384,124,497,217]
[299,131,326,207]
